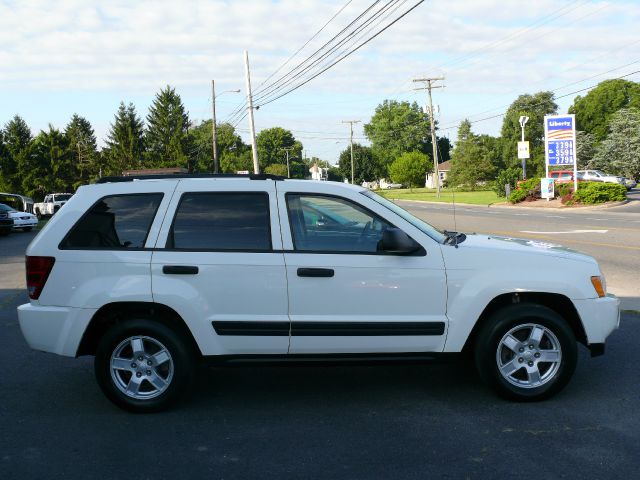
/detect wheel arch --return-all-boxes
[77,301,202,358]
[461,292,587,354]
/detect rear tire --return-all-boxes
[474,303,577,401]
[95,319,196,413]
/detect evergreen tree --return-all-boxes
[145,86,191,169]
[590,108,640,181]
[2,115,32,192]
[23,126,72,199]
[105,102,145,175]
[447,120,497,189]
[65,114,98,185]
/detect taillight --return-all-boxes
[26,256,55,300]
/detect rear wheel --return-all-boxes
[474,303,577,401]
[95,319,196,412]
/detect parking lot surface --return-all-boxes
[1,229,639,479]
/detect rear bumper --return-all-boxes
[17,303,97,357]
[573,295,620,346]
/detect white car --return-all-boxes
[17,174,620,412]
[0,204,38,231]
[577,170,625,185]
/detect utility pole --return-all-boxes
[283,147,294,178]
[211,81,240,173]
[244,50,260,174]
[342,120,360,184]
[413,76,445,197]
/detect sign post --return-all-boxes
[544,114,577,192]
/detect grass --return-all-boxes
[378,188,501,206]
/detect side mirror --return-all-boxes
[379,228,422,254]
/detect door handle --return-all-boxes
[297,268,334,278]
[162,265,199,275]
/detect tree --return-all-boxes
[256,127,302,170]
[264,164,288,177]
[105,102,145,175]
[337,144,379,184]
[22,126,72,199]
[189,120,248,172]
[447,120,496,189]
[145,86,192,169]
[65,114,98,185]
[569,79,640,142]
[388,151,430,189]
[576,131,596,169]
[590,108,640,181]
[501,91,558,178]
[2,115,32,192]
[364,100,430,167]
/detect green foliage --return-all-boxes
[1,115,32,192]
[105,102,145,175]
[65,114,98,185]
[573,182,626,204]
[576,130,596,169]
[337,143,379,184]
[508,177,541,203]
[388,151,430,189]
[569,79,640,142]
[501,91,558,177]
[189,120,249,172]
[447,119,497,189]
[145,86,192,169]
[493,167,521,196]
[264,163,288,177]
[590,108,640,181]
[256,127,302,169]
[364,100,432,170]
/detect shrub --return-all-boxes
[264,163,288,177]
[573,182,626,204]
[493,167,521,196]
[509,177,541,203]
[555,182,574,198]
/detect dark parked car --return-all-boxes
[0,204,15,235]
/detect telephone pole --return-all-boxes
[283,147,294,178]
[244,50,260,174]
[413,76,445,197]
[342,120,360,184]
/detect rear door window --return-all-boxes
[168,192,271,251]
[60,194,163,249]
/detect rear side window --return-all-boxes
[60,194,163,249]
[168,192,271,251]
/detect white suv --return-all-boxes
[18,174,620,412]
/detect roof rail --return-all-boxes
[95,173,285,184]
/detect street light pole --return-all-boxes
[284,147,293,178]
[342,120,360,184]
[519,115,529,180]
[211,81,240,173]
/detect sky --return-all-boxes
[1,0,639,164]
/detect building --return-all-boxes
[425,160,452,189]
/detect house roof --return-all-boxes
[438,160,452,171]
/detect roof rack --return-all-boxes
[95,173,285,184]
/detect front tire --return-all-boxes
[95,319,196,412]
[474,303,577,401]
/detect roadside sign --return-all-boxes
[237,170,250,174]
[544,114,578,191]
[541,178,554,199]
[517,141,530,159]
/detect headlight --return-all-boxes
[591,276,606,298]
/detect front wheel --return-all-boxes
[474,303,577,401]
[95,319,196,412]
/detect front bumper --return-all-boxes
[12,217,37,228]
[573,294,620,346]
[17,303,97,357]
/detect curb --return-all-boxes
[487,199,629,212]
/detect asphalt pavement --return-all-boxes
[1,218,639,479]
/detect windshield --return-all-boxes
[0,203,15,213]
[55,194,73,201]
[361,190,446,243]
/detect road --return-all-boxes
[1,220,639,479]
[400,192,640,311]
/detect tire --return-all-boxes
[95,319,196,413]
[474,303,577,401]
[35,209,42,220]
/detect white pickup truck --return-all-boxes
[33,193,73,218]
